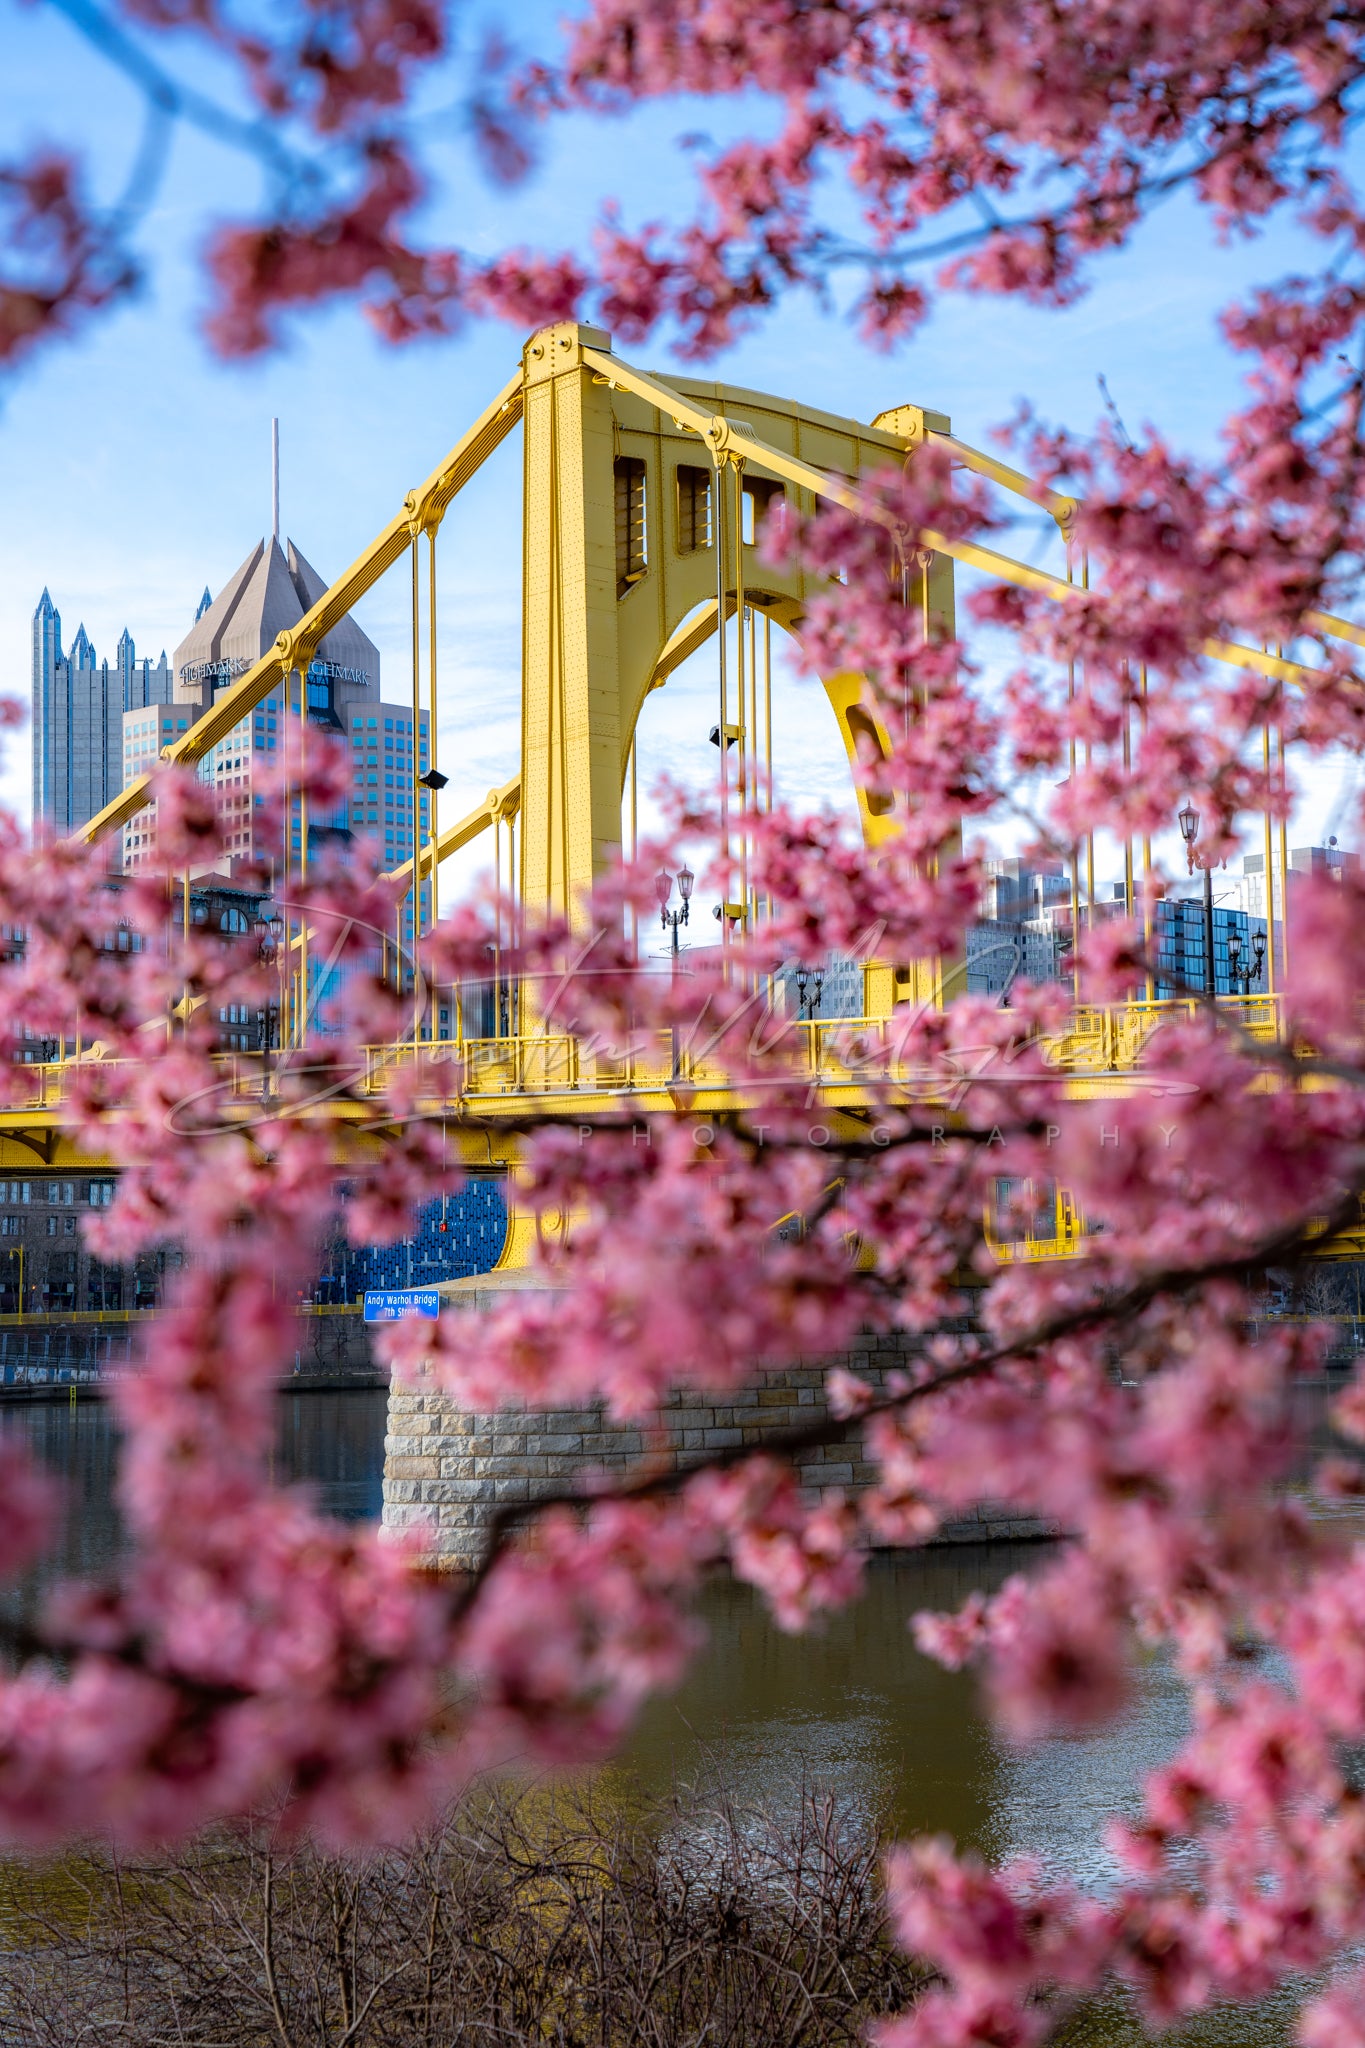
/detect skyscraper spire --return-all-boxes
[32,591,62,828]
[32,590,172,835]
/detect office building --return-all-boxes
[318,1185,509,1303]
[1150,895,1270,997]
[978,857,1072,923]
[966,857,1069,998]
[0,1171,508,1318]
[1239,843,1361,918]
[777,953,868,1019]
[967,919,1064,998]
[124,539,432,946]
[32,591,172,833]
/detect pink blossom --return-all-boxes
[689,1460,865,1631]
[8,6,1365,2037]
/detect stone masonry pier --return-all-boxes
[381,1278,1053,1567]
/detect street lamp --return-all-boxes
[656,865,693,957]
[262,911,285,1054]
[1177,800,1217,998]
[1226,924,1266,997]
[795,964,825,1020]
[656,866,693,1081]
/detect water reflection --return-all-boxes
[0,1387,389,1589]
[0,1390,1306,2043]
[619,1563,1300,2045]
[619,1549,1011,1846]
[616,1549,1198,1880]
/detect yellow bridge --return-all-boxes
[7,322,1359,1266]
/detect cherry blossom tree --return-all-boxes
[7,3,1365,2043]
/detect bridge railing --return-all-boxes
[985,1183,1086,1264]
[1042,994,1282,1072]
[365,1032,747,1095]
[0,1302,363,1327]
[7,993,1292,1122]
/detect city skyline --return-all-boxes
[33,530,433,900]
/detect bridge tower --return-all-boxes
[517,321,957,1012]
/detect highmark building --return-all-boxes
[13,550,498,1332]
[124,537,431,946]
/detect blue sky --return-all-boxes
[1,0,1346,904]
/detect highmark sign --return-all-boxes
[363,1289,441,1324]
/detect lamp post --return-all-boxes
[1177,800,1217,998]
[417,769,449,1042]
[1226,924,1266,997]
[656,864,693,957]
[795,965,825,1020]
[656,865,693,1079]
[262,912,285,1057]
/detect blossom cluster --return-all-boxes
[10,0,1362,368]
[10,2,1365,2040]
[0,648,1361,2039]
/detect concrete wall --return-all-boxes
[381,1290,1053,1567]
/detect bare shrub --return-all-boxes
[0,1777,921,2045]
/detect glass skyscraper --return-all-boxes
[31,590,172,833]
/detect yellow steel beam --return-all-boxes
[383,774,521,891]
[914,533,1322,687]
[1306,608,1365,653]
[246,777,525,974]
[76,373,527,852]
[583,345,866,508]
[916,421,1365,666]
[649,599,725,690]
[85,767,160,847]
[922,427,1077,530]
[77,335,1365,876]
[585,346,1352,695]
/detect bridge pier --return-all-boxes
[380,1278,1054,1565]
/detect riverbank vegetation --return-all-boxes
[0,1781,922,2046]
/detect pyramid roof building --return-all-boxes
[172,538,379,705]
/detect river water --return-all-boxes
[0,1388,1308,2044]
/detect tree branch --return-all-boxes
[448,1182,1365,1618]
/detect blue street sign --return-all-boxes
[363,1288,441,1324]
